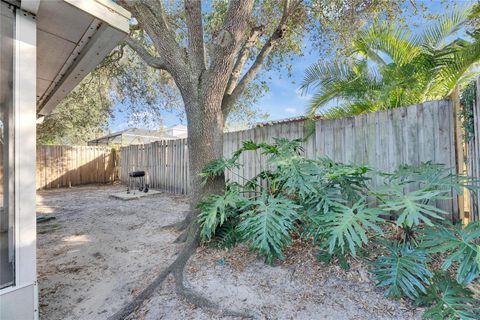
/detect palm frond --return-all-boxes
[351,27,387,66]
[303,4,480,119]
[301,60,381,116]
[427,38,480,97]
[301,60,358,93]
[353,22,420,66]
[415,9,469,50]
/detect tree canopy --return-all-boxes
[38,0,412,144]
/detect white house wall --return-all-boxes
[0,8,37,320]
[1,1,128,318]
[15,6,36,290]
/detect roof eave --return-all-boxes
[35,0,130,116]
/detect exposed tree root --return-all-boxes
[173,230,188,243]
[107,221,255,320]
[173,263,257,319]
[160,212,193,231]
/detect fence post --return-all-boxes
[451,87,465,224]
[468,78,480,222]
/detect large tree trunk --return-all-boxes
[172,95,226,235]
[110,1,259,318]
[187,102,225,204]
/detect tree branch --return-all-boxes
[124,37,167,70]
[222,0,296,115]
[225,25,265,95]
[185,0,206,76]
[202,0,255,103]
[117,1,192,97]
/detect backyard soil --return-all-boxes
[37,185,423,320]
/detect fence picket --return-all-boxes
[36,145,116,190]
[117,100,458,216]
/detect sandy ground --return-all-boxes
[37,185,423,320]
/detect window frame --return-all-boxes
[0,0,16,290]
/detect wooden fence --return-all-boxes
[224,100,454,177]
[119,139,189,194]
[223,100,456,216]
[36,145,118,190]
[120,100,457,215]
[466,79,480,221]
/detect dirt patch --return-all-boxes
[38,185,423,320]
[37,185,189,320]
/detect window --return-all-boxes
[0,1,15,289]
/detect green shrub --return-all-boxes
[197,138,480,319]
[420,222,480,285]
[372,243,432,299]
[417,272,480,320]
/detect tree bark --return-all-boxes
[109,1,275,318]
[173,93,226,234]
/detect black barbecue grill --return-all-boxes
[127,170,149,194]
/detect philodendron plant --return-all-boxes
[198,138,480,319]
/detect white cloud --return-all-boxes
[284,107,297,114]
[295,87,312,101]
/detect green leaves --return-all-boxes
[197,141,480,320]
[415,9,468,50]
[197,184,244,240]
[209,219,242,249]
[238,193,301,264]
[272,157,322,199]
[320,158,371,201]
[302,6,480,119]
[199,157,240,182]
[420,222,480,285]
[417,273,479,320]
[322,199,384,256]
[377,185,448,227]
[372,243,432,299]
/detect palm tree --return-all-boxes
[301,7,480,119]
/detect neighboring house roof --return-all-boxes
[88,128,177,146]
[253,115,322,128]
[166,124,187,131]
[165,124,188,138]
[33,0,130,116]
[167,124,187,129]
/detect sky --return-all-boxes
[108,0,473,132]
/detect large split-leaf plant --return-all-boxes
[198,138,480,320]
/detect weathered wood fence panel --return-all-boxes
[317,100,456,214]
[119,139,189,194]
[467,79,480,221]
[224,120,315,186]
[120,100,456,215]
[36,145,117,190]
[314,101,454,172]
